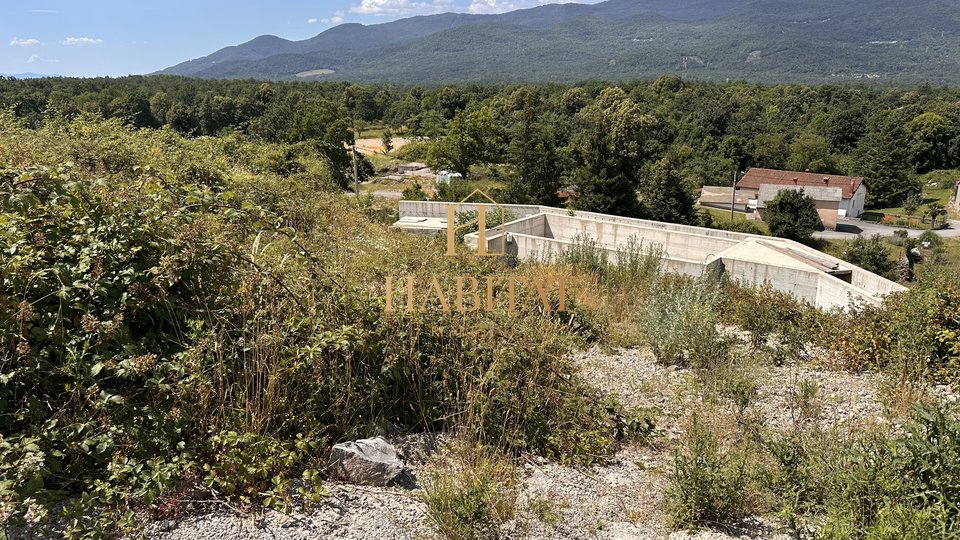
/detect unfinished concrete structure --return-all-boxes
[393,201,906,310]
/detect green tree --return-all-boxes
[752,133,789,170]
[381,130,393,154]
[570,87,656,217]
[165,102,197,134]
[765,189,820,241]
[427,106,501,179]
[342,84,380,125]
[642,158,696,224]
[503,88,563,205]
[719,136,751,173]
[907,112,954,173]
[290,98,355,188]
[904,193,922,222]
[842,235,895,278]
[786,133,840,174]
[857,112,921,208]
[928,202,947,229]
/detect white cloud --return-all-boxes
[28,9,57,13]
[308,17,319,23]
[350,0,453,16]
[316,10,345,24]
[61,37,103,46]
[10,37,44,47]
[469,0,579,14]
[26,54,56,63]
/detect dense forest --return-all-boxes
[159,0,960,85]
[3,75,960,217]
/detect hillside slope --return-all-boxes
[163,0,960,84]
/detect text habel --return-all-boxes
[385,276,567,313]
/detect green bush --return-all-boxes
[665,414,754,529]
[636,277,727,369]
[393,139,435,162]
[765,190,820,242]
[820,403,960,538]
[402,181,428,201]
[843,235,896,279]
[422,444,518,540]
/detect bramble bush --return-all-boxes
[0,117,634,536]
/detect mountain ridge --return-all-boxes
[159,0,960,84]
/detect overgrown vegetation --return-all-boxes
[0,114,633,536]
[421,443,519,540]
[3,76,960,539]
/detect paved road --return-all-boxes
[813,219,960,240]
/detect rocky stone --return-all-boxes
[328,437,409,487]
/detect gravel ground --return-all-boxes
[137,345,955,540]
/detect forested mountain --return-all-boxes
[159,0,960,84]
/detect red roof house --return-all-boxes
[735,168,868,218]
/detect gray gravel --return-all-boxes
[139,346,957,540]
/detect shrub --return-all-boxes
[665,414,754,529]
[764,190,820,242]
[842,234,896,278]
[422,444,518,540]
[393,139,435,162]
[720,283,808,350]
[636,277,727,369]
[402,181,428,201]
[820,403,960,538]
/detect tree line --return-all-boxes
[3,75,960,218]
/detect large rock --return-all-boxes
[328,437,409,487]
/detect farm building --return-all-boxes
[755,184,843,230]
[736,168,867,219]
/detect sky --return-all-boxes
[1,0,600,77]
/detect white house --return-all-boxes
[735,168,867,218]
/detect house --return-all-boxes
[697,186,751,212]
[736,168,867,218]
[557,184,580,202]
[755,184,842,230]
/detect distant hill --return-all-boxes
[159,0,960,84]
[0,73,59,79]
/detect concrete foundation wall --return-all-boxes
[492,232,706,279]
[400,200,906,310]
[536,213,739,263]
[722,259,822,306]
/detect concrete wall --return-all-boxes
[490,232,706,279]
[815,200,840,230]
[535,213,739,263]
[403,200,906,310]
[398,200,543,220]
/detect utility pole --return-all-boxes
[730,170,738,224]
[352,143,360,196]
